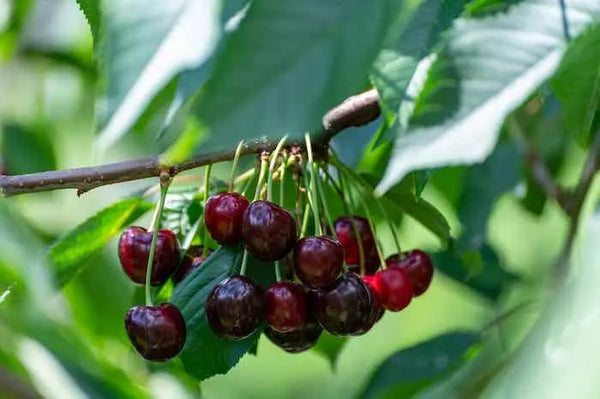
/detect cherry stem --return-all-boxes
[275,261,282,282]
[300,202,311,237]
[279,154,287,206]
[375,199,401,254]
[240,250,249,276]
[202,164,212,258]
[254,156,269,201]
[267,136,288,202]
[305,134,323,236]
[228,141,244,192]
[145,177,171,306]
[315,165,335,235]
[322,167,350,215]
[360,196,386,270]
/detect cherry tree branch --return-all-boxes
[0,89,380,197]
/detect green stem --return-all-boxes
[360,196,386,270]
[279,156,287,207]
[375,199,401,254]
[202,164,212,258]
[229,141,244,192]
[239,250,249,276]
[267,136,288,201]
[145,181,170,306]
[254,157,269,201]
[301,201,311,237]
[336,165,365,274]
[275,261,282,282]
[315,165,335,234]
[305,134,322,236]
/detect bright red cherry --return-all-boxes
[118,227,179,285]
[375,268,413,311]
[204,192,249,245]
[263,281,307,332]
[172,246,211,284]
[293,236,344,288]
[386,250,434,296]
[314,273,374,336]
[124,303,186,362]
[206,275,263,340]
[241,201,297,261]
[334,216,375,266]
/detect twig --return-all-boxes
[555,129,600,278]
[558,0,571,41]
[0,89,380,197]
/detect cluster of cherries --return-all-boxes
[118,188,433,362]
[204,192,433,353]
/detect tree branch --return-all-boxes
[0,89,380,197]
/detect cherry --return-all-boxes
[263,281,307,332]
[314,273,374,336]
[124,303,186,362]
[375,268,413,311]
[293,236,343,288]
[264,318,322,353]
[334,216,375,266]
[204,192,249,245]
[347,249,380,275]
[386,250,434,296]
[118,226,179,285]
[206,275,263,340]
[241,201,297,261]
[172,246,211,284]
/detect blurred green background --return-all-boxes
[0,1,598,398]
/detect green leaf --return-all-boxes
[312,333,347,368]
[161,187,203,241]
[432,245,517,300]
[370,0,467,117]
[377,0,600,194]
[1,124,56,174]
[459,143,521,249]
[171,245,275,380]
[186,0,397,152]
[360,332,479,399]
[551,23,600,146]
[75,0,102,47]
[48,199,152,286]
[96,0,224,151]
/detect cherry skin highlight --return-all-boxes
[263,281,307,332]
[205,275,263,340]
[204,192,249,245]
[375,268,413,311]
[293,236,344,289]
[334,216,375,266]
[241,201,297,261]
[172,246,211,284]
[124,303,186,362]
[386,249,434,296]
[314,273,373,336]
[118,226,179,285]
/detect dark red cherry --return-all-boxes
[334,216,375,266]
[241,201,297,261]
[314,273,373,336]
[348,249,380,275]
[118,227,179,285]
[293,236,343,288]
[263,281,307,332]
[264,318,322,353]
[124,303,186,362]
[206,275,263,340]
[172,246,211,284]
[375,268,413,311]
[204,192,249,245]
[386,250,434,296]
